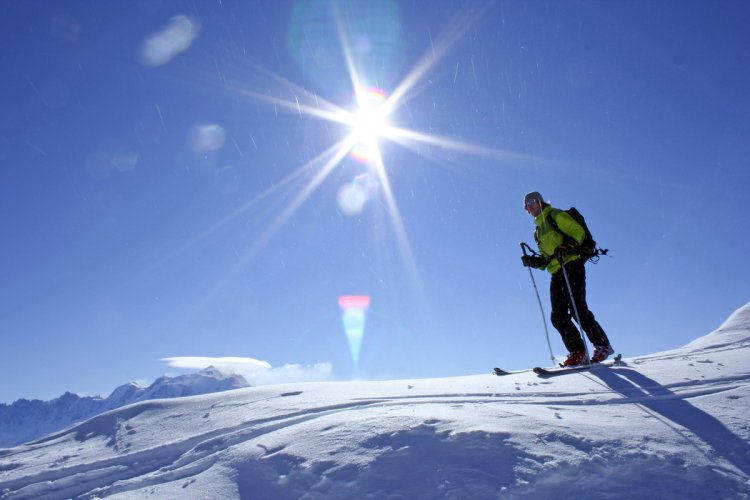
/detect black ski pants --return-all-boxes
[549,258,610,353]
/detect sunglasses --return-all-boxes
[524,199,539,208]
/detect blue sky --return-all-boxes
[1,0,748,403]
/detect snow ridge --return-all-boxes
[682,302,750,352]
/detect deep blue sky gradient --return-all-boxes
[1,0,748,402]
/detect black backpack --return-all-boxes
[545,207,608,262]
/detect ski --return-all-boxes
[533,354,622,377]
[493,355,623,377]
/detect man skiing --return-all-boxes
[521,191,614,366]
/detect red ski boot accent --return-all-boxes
[561,351,587,367]
[591,345,615,363]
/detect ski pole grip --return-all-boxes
[520,242,534,256]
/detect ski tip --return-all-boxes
[493,367,511,376]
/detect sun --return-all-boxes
[346,87,390,163]
[351,88,389,144]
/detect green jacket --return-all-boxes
[534,205,585,274]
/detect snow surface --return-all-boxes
[1,303,750,499]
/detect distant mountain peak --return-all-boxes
[201,365,224,377]
[0,369,250,449]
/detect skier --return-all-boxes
[521,191,614,366]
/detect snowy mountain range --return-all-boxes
[0,367,248,449]
[1,302,749,499]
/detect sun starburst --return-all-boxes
[351,88,388,143]
[178,2,543,300]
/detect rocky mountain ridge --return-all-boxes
[0,367,248,448]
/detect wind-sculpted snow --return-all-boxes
[1,302,749,499]
[682,301,750,352]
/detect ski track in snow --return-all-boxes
[1,303,750,499]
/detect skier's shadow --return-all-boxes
[592,367,750,477]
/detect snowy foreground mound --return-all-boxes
[2,304,750,499]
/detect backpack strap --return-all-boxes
[544,210,577,245]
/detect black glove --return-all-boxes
[522,255,547,269]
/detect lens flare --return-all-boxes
[337,172,379,216]
[138,14,201,67]
[189,123,227,152]
[112,150,139,172]
[339,295,371,366]
[287,0,403,97]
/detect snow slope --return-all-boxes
[1,303,749,499]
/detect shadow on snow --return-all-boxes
[593,367,750,479]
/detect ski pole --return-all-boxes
[521,242,555,363]
[555,249,591,365]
